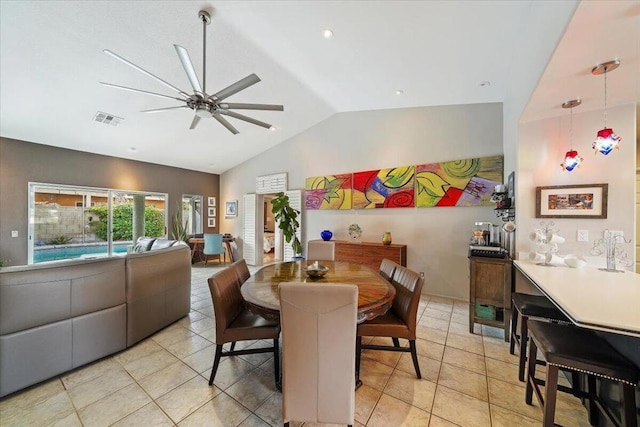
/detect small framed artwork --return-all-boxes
[208,217,216,228]
[225,200,238,217]
[536,183,608,219]
[207,207,216,217]
[208,197,216,207]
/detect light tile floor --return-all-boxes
[0,263,592,426]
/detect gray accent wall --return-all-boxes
[221,103,504,301]
[0,137,219,266]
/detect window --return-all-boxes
[182,194,203,236]
[29,183,167,264]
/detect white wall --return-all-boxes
[221,103,503,300]
[516,103,637,267]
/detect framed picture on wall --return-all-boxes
[536,183,608,219]
[208,197,216,207]
[208,217,216,227]
[225,200,238,217]
[207,207,216,217]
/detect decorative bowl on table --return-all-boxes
[564,254,587,269]
[305,264,329,279]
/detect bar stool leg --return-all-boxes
[587,375,599,426]
[543,364,559,427]
[518,315,530,382]
[509,306,519,355]
[525,337,537,405]
[621,383,638,427]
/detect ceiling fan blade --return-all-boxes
[212,113,239,134]
[218,109,272,129]
[174,45,203,95]
[218,102,284,111]
[100,82,186,102]
[140,106,189,113]
[189,115,201,130]
[103,49,190,97]
[210,73,261,101]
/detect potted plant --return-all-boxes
[171,203,190,243]
[271,192,303,259]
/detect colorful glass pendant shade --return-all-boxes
[591,60,621,156]
[560,99,583,172]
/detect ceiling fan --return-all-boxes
[100,10,283,134]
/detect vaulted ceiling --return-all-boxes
[1,1,637,174]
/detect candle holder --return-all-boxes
[589,230,632,273]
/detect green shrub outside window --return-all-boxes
[88,204,164,241]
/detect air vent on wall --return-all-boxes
[93,111,123,126]
[256,173,287,194]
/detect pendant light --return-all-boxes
[591,60,621,155]
[560,99,583,172]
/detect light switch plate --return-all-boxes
[11,230,18,237]
[577,229,588,242]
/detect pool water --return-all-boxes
[33,243,130,263]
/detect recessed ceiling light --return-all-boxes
[479,81,491,87]
[322,29,334,39]
[270,126,277,131]
[208,163,215,167]
[395,89,404,95]
[128,147,136,152]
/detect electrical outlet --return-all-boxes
[11,230,18,238]
[577,229,588,242]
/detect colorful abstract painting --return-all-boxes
[352,166,415,209]
[305,174,352,210]
[415,155,503,207]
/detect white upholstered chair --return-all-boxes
[279,282,358,427]
[306,240,335,261]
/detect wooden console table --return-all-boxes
[334,240,407,272]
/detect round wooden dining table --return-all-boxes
[240,260,396,323]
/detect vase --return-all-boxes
[382,231,392,245]
[320,230,333,241]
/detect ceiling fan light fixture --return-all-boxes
[591,59,621,155]
[101,9,283,134]
[195,108,211,118]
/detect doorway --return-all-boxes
[263,194,277,264]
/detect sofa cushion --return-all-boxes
[134,237,156,252]
[150,238,181,250]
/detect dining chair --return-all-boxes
[231,258,251,285]
[356,266,424,380]
[203,233,226,266]
[307,240,335,261]
[207,267,280,387]
[379,258,398,282]
[279,282,358,427]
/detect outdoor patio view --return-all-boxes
[31,184,167,263]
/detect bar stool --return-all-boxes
[526,320,638,427]
[509,292,571,381]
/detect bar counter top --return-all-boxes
[514,260,640,337]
